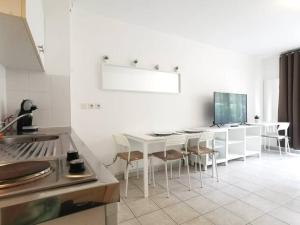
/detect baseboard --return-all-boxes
[262,145,300,154]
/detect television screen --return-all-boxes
[214,92,247,125]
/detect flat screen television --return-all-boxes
[214,92,247,125]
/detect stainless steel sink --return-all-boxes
[0,134,59,145]
[0,134,61,161]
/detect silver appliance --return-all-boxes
[0,133,97,199]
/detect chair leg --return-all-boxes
[136,161,139,179]
[287,139,291,153]
[214,153,219,182]
[165,161,170,198]
[284,138,287,154]
[152,158,156,187]
[170,162,173,179]
[178,159,181,178]
[149,158,152,185]
[185,156,191,191]
[284,138,289,153]
[277,138,282,156]
[211,154,214,178]
[195,155,198,173]
[125,162,129,198]
[198,156,203,188]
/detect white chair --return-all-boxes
[112,134,143,198]
[187,132,219,187]
[262,122,291,155]
[150,135,191,198]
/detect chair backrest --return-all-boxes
[113,134,131,149]
[198,132,215,143]
[113,134,132,162]
[265,125,277,134]
[185,132,215,153]
[277,122,290,132]
[165,135,187,147]
[186,132,215,145]
[164,135,187,156]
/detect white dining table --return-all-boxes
[125,132,176,198]
[125,127,228,198]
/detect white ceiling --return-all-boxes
[75,0,300,57]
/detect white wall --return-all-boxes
[43,0,70,75]
[5,70,70,127]
[71,8,263,174]
[261,56,279,121]
[262,56,279,80]
[264,79,279,122]
[0,64,6,121]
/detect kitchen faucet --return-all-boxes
[0,113,33,133]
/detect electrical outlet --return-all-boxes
[87,103,94,109]
[95,104,101,109]
[81,103,101,110]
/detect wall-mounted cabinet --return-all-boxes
[0,0,45,71]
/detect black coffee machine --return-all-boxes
[17,99,38,134]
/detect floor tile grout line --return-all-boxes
[126,174,298,208]
[161,206,191,225]
[220,200,266,224]
[119,216,142,225]
[125,196,161,218]
[259,212,290,225]
[264,212,290,225]
[135,207,181,225]
[193,206,226,225]
[184,199,223,218]
[119,153,300,225]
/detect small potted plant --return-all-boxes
[254,115,260,123]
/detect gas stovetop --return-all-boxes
[0,156,97,199]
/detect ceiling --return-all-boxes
[75,0,300,57]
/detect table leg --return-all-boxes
[264,126,267,151]
[211,140,215,177]
[143,142,149,198]
[212,154,215,178]
[225,131,229,166]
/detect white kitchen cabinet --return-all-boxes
[0,0,45,71]
[25,0,45,65]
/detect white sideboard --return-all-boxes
[194,125,262,170]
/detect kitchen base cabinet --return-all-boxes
[39,206,108,225]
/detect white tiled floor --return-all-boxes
[118,152,300,225]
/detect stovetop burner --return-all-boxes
[0,161,52,189]
[0,156,97,199]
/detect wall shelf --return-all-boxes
[228,140,244,145]
[246,135,261,139]
[245,149,260,156]
[227,153,244,160]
